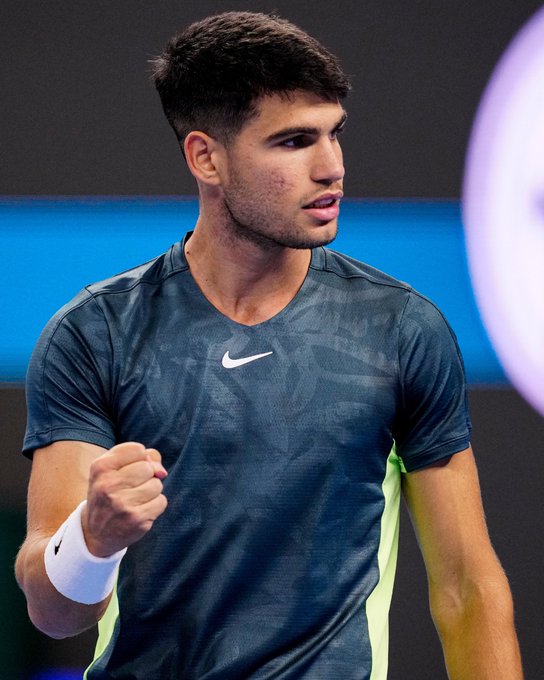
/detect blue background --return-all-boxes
[0,198,504,384]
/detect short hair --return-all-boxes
[152,11,351,148]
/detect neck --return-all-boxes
[183,211,311,326]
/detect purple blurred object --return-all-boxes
[463,5,544,417]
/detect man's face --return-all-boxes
[218,90,346,250]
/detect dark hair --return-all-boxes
[152,11,351,148]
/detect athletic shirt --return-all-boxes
[24,235,471,679]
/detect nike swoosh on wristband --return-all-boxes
[221,350,273,369]
[53,525,67,555]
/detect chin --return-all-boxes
[296,223,338,249]
[232,218,338,251]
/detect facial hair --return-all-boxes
[221,182,339,251]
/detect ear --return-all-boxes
[183,131,224,186]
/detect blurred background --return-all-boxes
[1,1,543,678]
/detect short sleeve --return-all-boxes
[23,289,117,458]
[392,291,472,472]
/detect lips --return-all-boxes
[303,192,343,210]
[302,192,343,221]
[305,197,337,209]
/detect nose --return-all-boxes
[311,137,345,185]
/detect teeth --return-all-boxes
[308,198,335,208]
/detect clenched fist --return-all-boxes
[82,442,168,557]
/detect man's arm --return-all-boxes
[402,446,523,680]
[15,440,167,639]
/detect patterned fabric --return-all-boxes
[24,235,471,679]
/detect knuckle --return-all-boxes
[114,441,145,455]
[121,505,141,528]
[92,473,117,499]
[89,457,106,478]
[90,477,109,498]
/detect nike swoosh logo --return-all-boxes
[53,525,67,555]
[222,350,273,369]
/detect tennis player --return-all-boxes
[16,12,523,679]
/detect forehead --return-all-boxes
[241,90,345,137]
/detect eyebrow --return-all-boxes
[264,111,348,144]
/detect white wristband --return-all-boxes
[44,500,127,605]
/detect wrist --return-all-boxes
[80,503,116,558]
[44,500,127,605]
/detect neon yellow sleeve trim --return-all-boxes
[83,582,120,679]
[366,445,402,680]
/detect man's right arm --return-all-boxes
[15,440,168,639]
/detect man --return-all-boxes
[16,11,522,679]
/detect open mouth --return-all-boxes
[302,195,342,221]
[304,197,337,209]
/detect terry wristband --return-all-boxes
[44,500,127,605]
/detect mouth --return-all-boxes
[302,193,343,221]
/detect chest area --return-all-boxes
[112,310,399,468]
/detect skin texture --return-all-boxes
[16,91,523,677]
[403,447,523,679]
[217,93,346,250]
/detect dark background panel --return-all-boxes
[2,1,544,677]
[1,0,543,197]
[2,386,543,678]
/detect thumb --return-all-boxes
[144,448,168,480]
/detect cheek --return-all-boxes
[231,154,299,203]
[262,168,297,195]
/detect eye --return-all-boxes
[281,135,312,149]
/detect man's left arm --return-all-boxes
[402,445,523,680]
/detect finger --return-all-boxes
[115,493,169,538]
[111,460,162,488]
[144,448,161,463]
[84,491,168,556]
[117,477,165,506]
[98,442,149,471]
[138,493,169,525]
[96,444,167,479]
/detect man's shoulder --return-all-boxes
[43,242,186,334]
[311,246,450,327]
[84,242,186,299]
[313,246,412,293]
